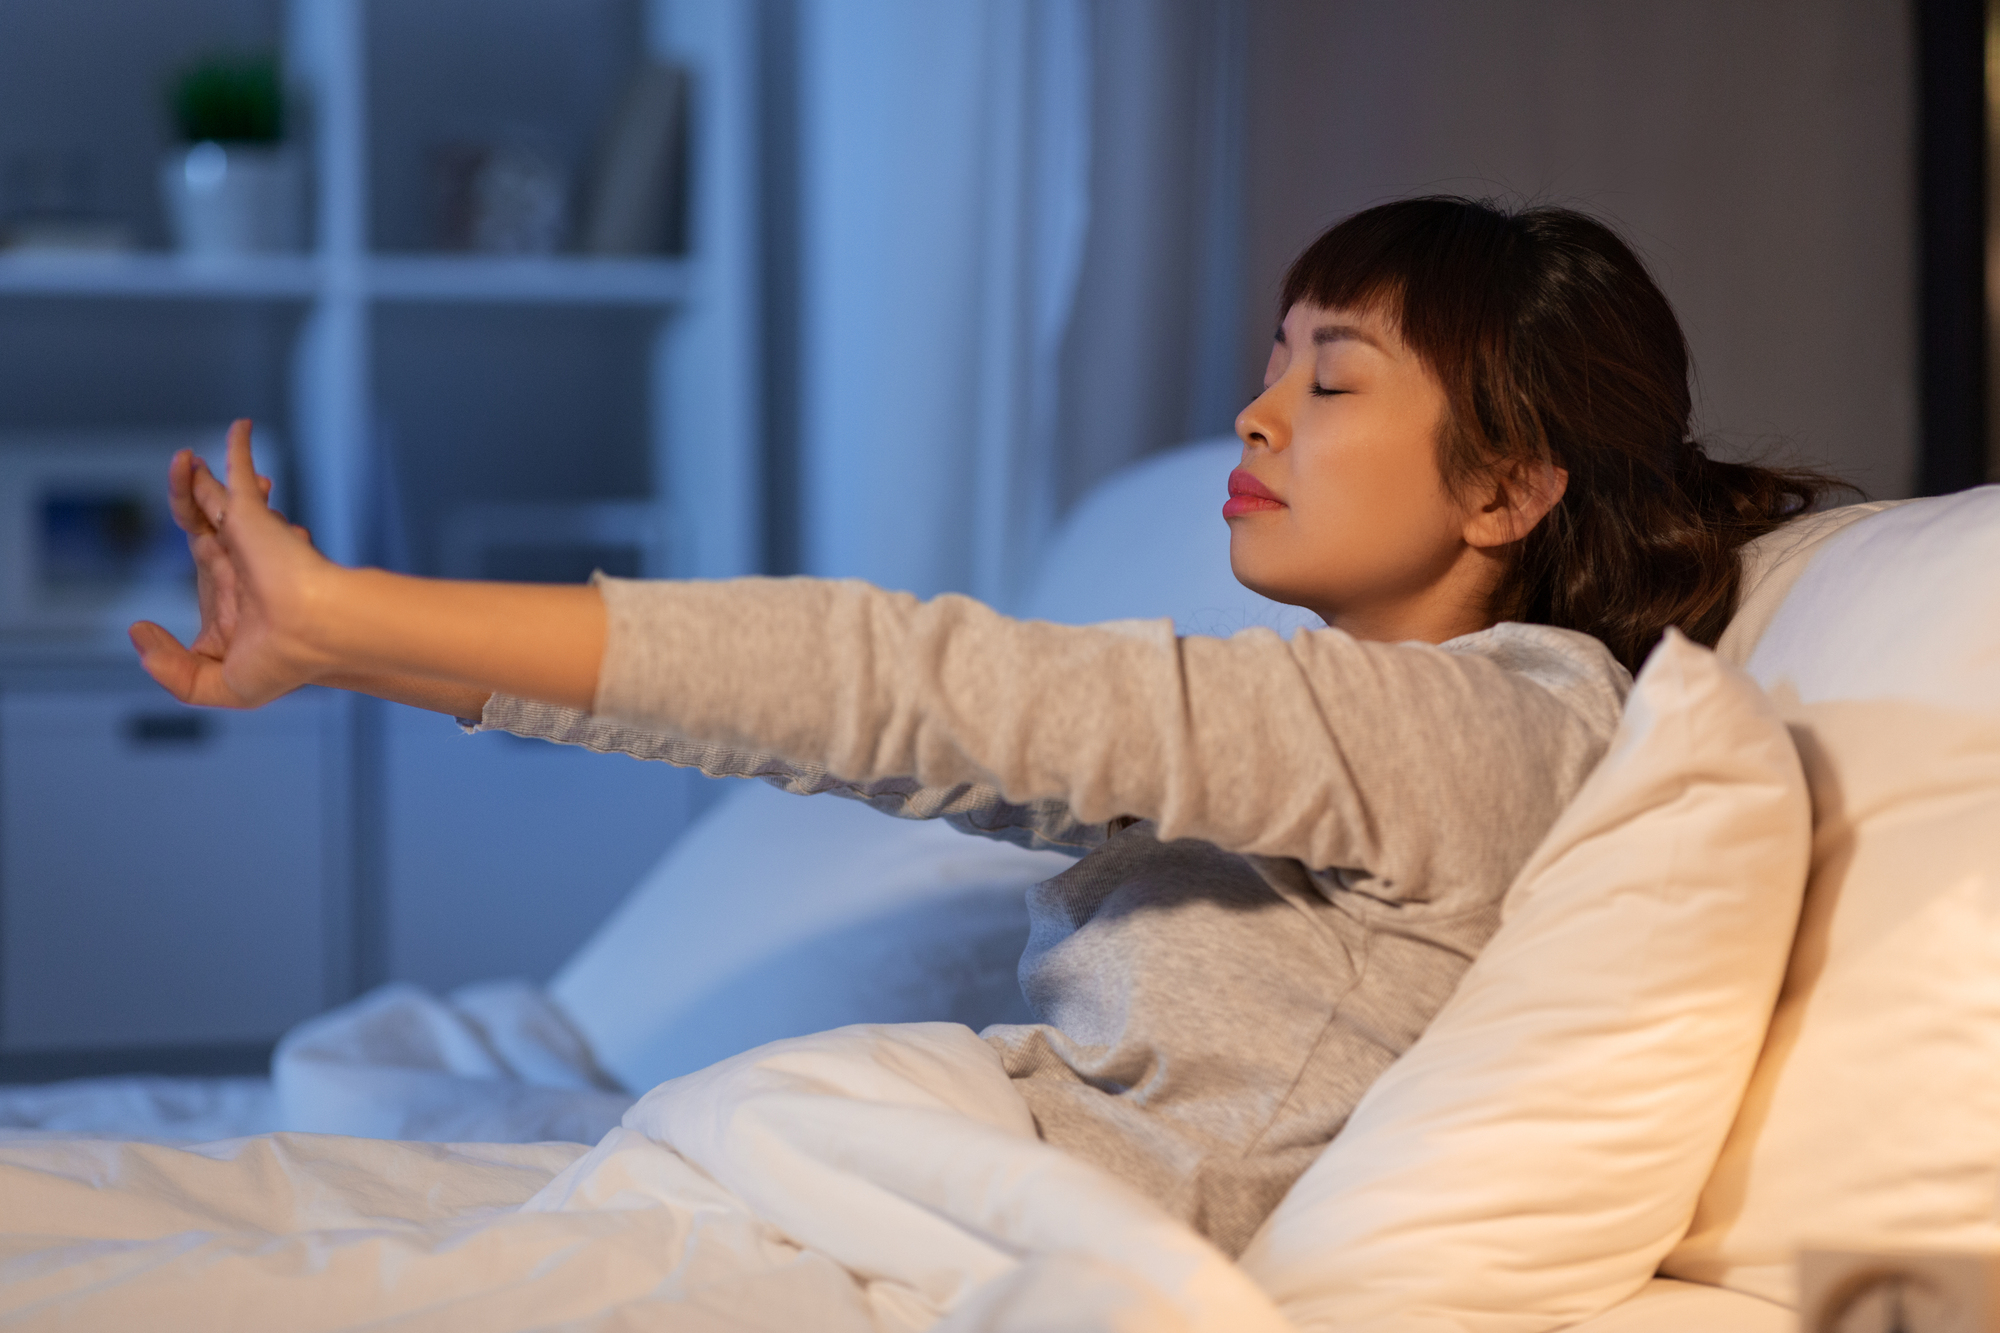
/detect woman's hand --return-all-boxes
[134,418,606,713]
[130,419,343,708]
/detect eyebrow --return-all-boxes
[1273,322,1386,351]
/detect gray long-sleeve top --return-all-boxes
[480,575,1631,1256]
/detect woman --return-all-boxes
[130,197,1830,1256]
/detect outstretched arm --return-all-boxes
[134,422,1626,886]
[129,419,606,713]
[580,575,1626,882]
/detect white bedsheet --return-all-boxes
[0,1073,278,1143]
[0,1021,1287,1332]
[0,979,632,1148]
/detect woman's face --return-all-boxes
[1228,300,1489,642]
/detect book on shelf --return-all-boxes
[581,61,688,257]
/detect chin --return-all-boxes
[1228,548,1308,609]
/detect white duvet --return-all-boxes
[0,1021,1289,1332]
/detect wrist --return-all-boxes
[293,561,372,683]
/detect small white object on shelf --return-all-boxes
[468,146,567,253]
[160,142,307,256]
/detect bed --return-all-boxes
[1,442,1994,1333]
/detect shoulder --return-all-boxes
[1255,619,1629,749]
[1436,621,1632,738]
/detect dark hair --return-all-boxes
[1279,196,1844,672]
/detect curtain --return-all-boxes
[787,0,1244,608]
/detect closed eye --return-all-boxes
[1310,384,1348,397]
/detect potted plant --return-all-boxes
[159,53,304,255]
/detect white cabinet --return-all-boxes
[0,688,347,1055]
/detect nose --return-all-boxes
[1235,382,1288,454]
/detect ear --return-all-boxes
[1463,457,1568,549]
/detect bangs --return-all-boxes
[1276,245,1407,331]
[1277,195,1522,331]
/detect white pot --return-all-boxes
[159,142,305,255]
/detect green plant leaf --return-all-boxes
[169,53,283,144]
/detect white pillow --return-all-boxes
[1712,499,1900,662]
[1661,487,2000,1304]
[550,780,1075,1093]
[1239,630,1810,1332]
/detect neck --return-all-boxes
[1315,547,1506,645]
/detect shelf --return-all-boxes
[0,0,761,1074]
[363,255,691,306]
[0,253,321,301]
[0,252,691,308]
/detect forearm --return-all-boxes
[314,667,492,719]
[305,568,604,712]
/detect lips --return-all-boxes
[1223,468,1285,519]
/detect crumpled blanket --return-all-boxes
[0,1073,279,1143]
[0,1022,1291,1332]
[273,979,633,1144]
[0,980,631,1147]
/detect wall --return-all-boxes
[1242,0,1917,498]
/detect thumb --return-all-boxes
[129,621,201,702]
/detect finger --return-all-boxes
[223,418,266,506]
[259,474,273,500]
[129,621,207,705]
[167,450,212,536]
[189,529,233,585]
[131,622,253,709]
[190,458,231,529]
